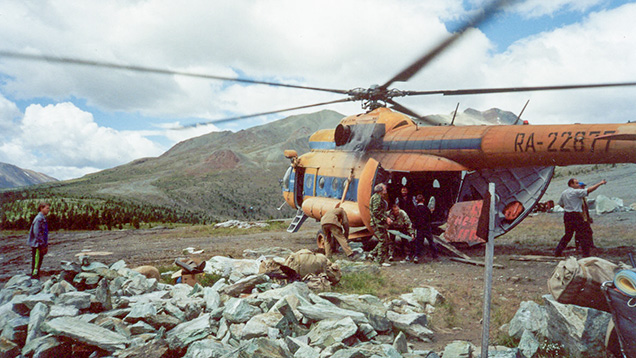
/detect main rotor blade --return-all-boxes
[404,81,636,96]
[177,98,352,129]
[386,99,440,126]
[0,50,349,95]
[380,0,510,90]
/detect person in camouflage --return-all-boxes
[369,183,393,264]
[388,203,415,260]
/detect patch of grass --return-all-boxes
[430,301,459,329]
[156,264,221,287]
[493,333,518,348]
[333,272,411,298]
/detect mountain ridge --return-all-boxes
[0,162,58,189]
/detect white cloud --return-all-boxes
[1,0,636,179]
[0,102,165,179]
[512,0,604,18]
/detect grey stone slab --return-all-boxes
[42,316,129,352]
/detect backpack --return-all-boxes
[283,249,341,284]
[547,256,618,312]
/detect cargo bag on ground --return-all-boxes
[547,256,618,312]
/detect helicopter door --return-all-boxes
[357,158,390,230]
[294,167,305,208]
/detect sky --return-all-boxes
[1,0,635,180]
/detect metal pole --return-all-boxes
[481,183,496,358]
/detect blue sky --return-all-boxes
[1,0,636,179]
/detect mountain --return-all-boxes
[5,107,520,222]
[39,110,345,221]
[0,162,57,189]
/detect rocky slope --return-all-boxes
[0,162,57,189]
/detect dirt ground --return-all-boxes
[2,211,635,352]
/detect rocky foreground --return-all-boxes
[0,249,613,358]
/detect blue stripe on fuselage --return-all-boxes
[383,138,482,151]
[309,141,337,150]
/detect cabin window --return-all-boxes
[318,177,325,189]
[332,178,339,191]
[393,120,409,130]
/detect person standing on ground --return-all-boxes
[396,186,416,221]
[412,194,437,263]
[369,183,393,265]
[554,178,606,257]
[320,206,356,259]
[27,202,50,279]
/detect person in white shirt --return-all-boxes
[554,178,606,257]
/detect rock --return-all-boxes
[241,312,285,339]
[412,287,445,306]
[56,291,92,310]
[47,280,76,296]
[1,315,29,345]
[73,272,101,289]
[386,311,433,342]
[13,292,55,311]
[203,287,221,312]
[223,298,262,324]
[221,274,270,297]
[318,292,390,332]
[518,330,540,358]
[0,336,20,357]
[164,301,186,322]
[256,282,312,302]
[166,313,214,351]
[184,338,232,358]
[171,283,195,300]
[442,340,475,358]
[295,344,320,358]
[95,278,113,311]
[543,294,611,358]
[146,314,180,330]
[297,304,369,325]
[393,331,408,354]
[120,343,170,358]
[25,302,49,345]
[124,303,158,324]
[355,342,404,358]
[129,321,156,335]
[3,274,43,296]
[508,300,548,339]
[110,260,128,271]
[42,316,129,352]
[595,195,620,214]
[475,346,522,358]
[48,304,80,318]
[307,317,358,348]
[81,261,109,273]
[358,323,377,341]
[206,256,260,281]
[21,334,70,357]
[122,274,153,296]
[222,337,291,358]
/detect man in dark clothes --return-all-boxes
[27,202,50,279]
[412,194,437,263]
[396,186,416,220]
[554,178,606,257]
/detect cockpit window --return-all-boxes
[282,166,292,190]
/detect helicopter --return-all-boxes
[1,0,636,247]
